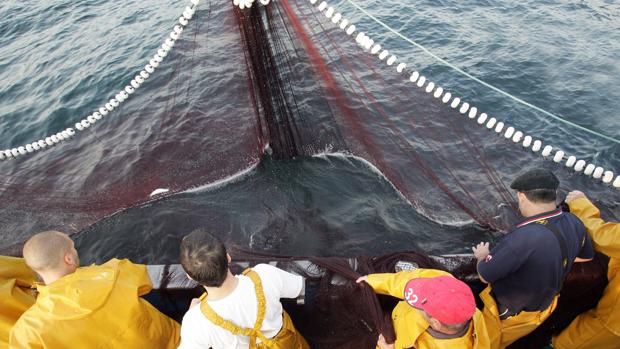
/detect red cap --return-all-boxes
[403,275,476,325]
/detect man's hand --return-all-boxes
[472,242,490,262]
[356,275,369,284]
[566,190,586,204]
[377,334,395,349]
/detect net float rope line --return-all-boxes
[305,0,620,189]
[0,0,202,162]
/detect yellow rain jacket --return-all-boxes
[0,256,37,349]
[552,197,620,348]
[9,258,180,349]
[199,269,309,349]
[367,269,495,349]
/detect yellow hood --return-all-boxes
[36,265,117,320]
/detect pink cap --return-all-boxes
[403,275,476,325]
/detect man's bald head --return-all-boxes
[23,231,76,273]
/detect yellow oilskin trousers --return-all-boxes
[479,285,557,349]
[9,258,180,349]
[200,269,309,349]
[0,256,37,349]
[367,269,495,349]
[553,197,620,349]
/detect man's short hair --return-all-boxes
[180,229,228,287]
[23,231,72,272]
[522,189,557,203]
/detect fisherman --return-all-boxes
[472,168,594,348]
[357,269,494,349]
[552,190,620,348]
[9,231,180,349]
[0,256,36,349]
[178,229,309,349]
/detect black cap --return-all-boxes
[510,169,559,191]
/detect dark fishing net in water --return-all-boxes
[0,0,618,347]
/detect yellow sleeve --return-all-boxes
[103,258,153,296]
[8,315,44,349]
[570,198,620,258]
[366,269,451,299]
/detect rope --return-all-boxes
[343,0,620,145]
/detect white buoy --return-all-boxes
[26,144,33,153]
[425,82,435,93]
[409,71,419,83]
[5,149,13,158]
[459,102,469,114]
[433,87,443,98]
[154,53,164,63]
[145,64,155,73]
[339,18,349,30]
[170,32,180,40]
[416,76,426,87]
[32,142,40,150]
[584,164,596,176]
[565,156,576,167]
[387,55,397,66]
[541,145,553,157]
[45,137,54,146]
[468,107,477,119]
[477,113,487,125]
[355,32,365,44]
[397,63,406,73]
[150,188,170,197]
[310,0,318,4]
[346,25,356,35]
[61,130,70,138]
[125,86,135,94]
[325,7,334,18]
[442,92,452,104]
[332,13,341,24]
[162,43,171,51]
[522,135,532,147]
[603,171,614,183]
[512,131,523,143]
[87,115,97,123]
[80,120,90,129]
[504,127,515,139]
[318,1,327,11]
[173,25,183,35]
[179,17,189,26]
[486,117,497,129]
[364,39,374,51]
[593,167,604,179]
[11,148,19,157]
[67,128,75,136]
[18,146,26,155]
[495,122,505,133]
[165,38,175,48]
[131,80,140,89]
[110,99,119,107]
[379,50,389,60]
[191,0,200,5]
[136,76,145,84]
[149,59,159,68]
[56,132,65,141]
[0,152,5,160]
[614,176,620,188]
[574,160,586,172]
[140,71,149,79]
[51,135,60,144]
[105,103,114,112]
[553,150,564,163]
[259,0,270,5]
[38,140,47,148]
[450,97,460,109]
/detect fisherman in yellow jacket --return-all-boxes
[9,231,180,349]
[178,228,309,349]
[357,268,495,349]
[552,190,620,348]
[0,256,37,349]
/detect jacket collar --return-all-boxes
[516,207,562,228]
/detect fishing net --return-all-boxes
[0,0,618,347]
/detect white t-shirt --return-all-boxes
[178,264,303,349]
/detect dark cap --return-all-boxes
[510,169,559,191]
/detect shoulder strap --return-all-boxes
[199,268,273,348]
[535,221,569,276]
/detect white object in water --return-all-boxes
[397,63,406,73]
[477,113,487,125]
[522,135,532,147]
[191,0,200,5]
[512,131,523,143]
[150,188,170,197]
[409,71,419,83]
[11,148,19,157]
[38,140,47,148]
[346,25,356,36]
[379,50,389,60]
[459,102,469,114]
[541,145,553,157]
[486,117,496,129]
[584,164,596,176]
[593,167,604,179]
[433,87,443,98]
[553,151,564,163]
[450,97,460,109]
[574,160,586,172]
[425,82,435,93]
[325,7,334,18]
[387,55,397,66]
[565,156,576,167]
[416,76,426,87]
[603,171,614,183]
[332,13,341,24]
[179,17,189,26]
[442,92,451,104]
[468,107,477,119]
[504,127,515,139]
[614,176,620,188]
[531,140,542,152]
[339,18,348,30]
[318,1,327,11]
[18,146,26,155]
[100,107,109,116]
